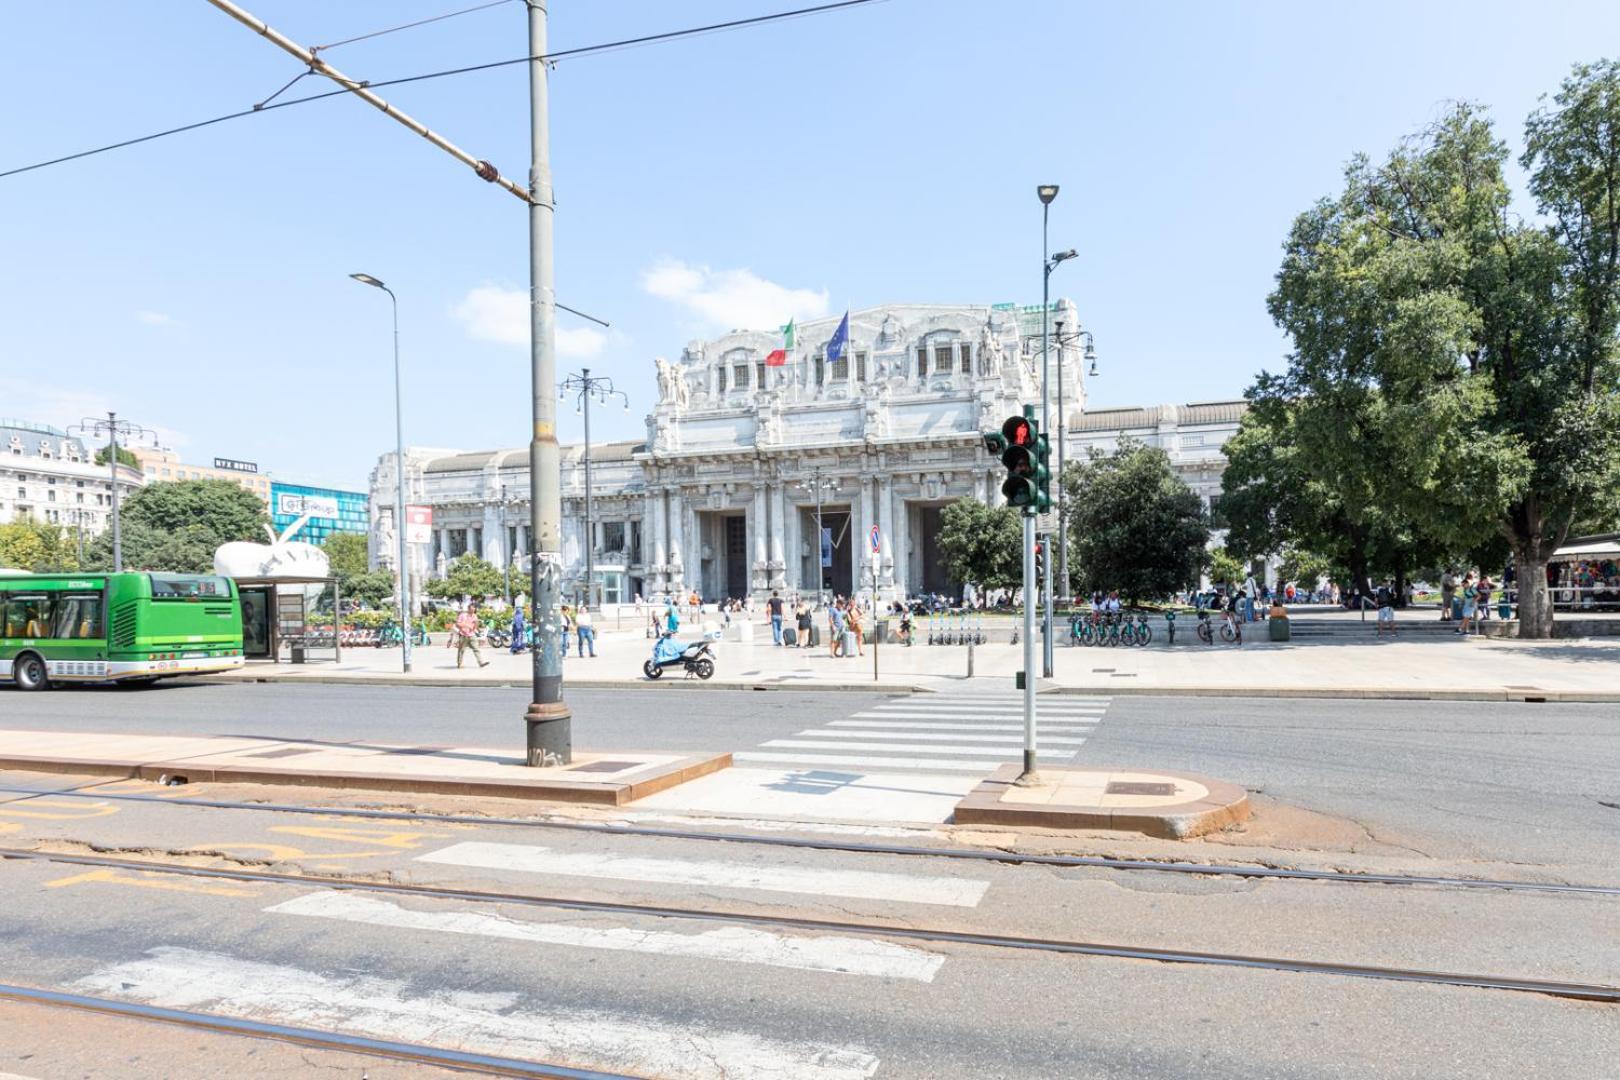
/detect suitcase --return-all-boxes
[783,626,798,646]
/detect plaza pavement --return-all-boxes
[212,612,1620,701]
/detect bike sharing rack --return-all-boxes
[232,575,341,665]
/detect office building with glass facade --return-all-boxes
[270,481,369,544]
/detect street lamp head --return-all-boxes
[1088,358,1100,378]
[1053,249,1077,263]
[1037,184,1060,205]
[349,273,387,289]
[1084,341,1097,361]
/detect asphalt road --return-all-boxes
[0,779,1614,1079]
[7,682,1616,869]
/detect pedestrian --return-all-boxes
[453,604,489,669]
[1458,573,1477,635]
[846,598,866,657]
[1375,581,1396,636]
[510,603,526,655]
[576,605,596,657]
[560,604,574,657]
[665,600,680,635]
[828,598,846,658]
[1475,575,1494,635]
[795,599,813,649]
[1441,569,1458,622]
[767,589,785,645]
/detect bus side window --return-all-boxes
[5,598,52,639]
[53,595,103,640]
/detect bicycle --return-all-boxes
[1195,608,1215,645]
[1220,611,1243,644]
[1118,614,1138,646]
[1133,611,1154,646]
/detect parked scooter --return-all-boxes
[643,633,716,680]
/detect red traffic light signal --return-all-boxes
[1003,416,1034,448]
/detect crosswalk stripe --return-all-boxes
[735,751,1046,773]
[832,719,1095,732]
[904,695,1112,703]
[268,891,945,982]
[795,728,1090,745]
[417,841,990,907]
[864,703,1107,714]
[848,710,1099,722]
[763,739,1081,756]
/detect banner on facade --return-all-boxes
[404,505,433,545]
[821,527,833,569]
[277,492,339,520]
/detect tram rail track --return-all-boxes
[2,845,1616,1004]
[0,979,633,1079]
[0,782,1612,898]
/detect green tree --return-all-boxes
[82,479,269,572]
[936,497,1023,594]
[93,444,139,469]
[321,532,370,578]
[1265,67,1620,637]
[1207,546,1244,590]
[1063,440,1210,604]
[1277,546,1336,592]
[425,555,503,601]
[0,521,80,572]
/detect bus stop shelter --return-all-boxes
[233,575,341,664]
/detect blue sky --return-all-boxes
[3,1,1615,491]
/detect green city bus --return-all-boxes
[0,571,244,690]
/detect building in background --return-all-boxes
[369,301,1251,604]
[131,447,272,506]
[270,481,369,545]
[0,419,142,536]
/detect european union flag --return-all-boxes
[825,311,850,365]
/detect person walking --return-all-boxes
[1457,573,1477,635]
[509,603,527,655]
[1375,581,1396,636]
[1440,570,1458,622]
[827,598,846,658]
[846,598,866,657]
[767,590,785,646]
[576,605,596,657]
[453,604,489,669]
[560,604,575,657]
[1474,575,1494,635]
[795,599,813,649]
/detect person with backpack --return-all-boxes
[1375,581,1396,635]
[1457,573,1478,635]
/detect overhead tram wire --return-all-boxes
[309,0,518,55]
[0,0,886,182]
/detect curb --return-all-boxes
[195,674,931,694]
[953,765,1250,840]
[1047,685,1616,703]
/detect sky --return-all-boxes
[3,0,1617,492]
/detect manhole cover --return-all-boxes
[1106,781,1178,796]
[568,760,641,773]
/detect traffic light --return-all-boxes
[1034,540,1046,579]
[993,412,1050,511]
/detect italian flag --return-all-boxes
[765,319,794,366]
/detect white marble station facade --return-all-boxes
[368,302,1247,604]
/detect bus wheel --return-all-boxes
[14,653,49,691]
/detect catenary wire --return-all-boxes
[0,0,886,182]
[310,0,517,54]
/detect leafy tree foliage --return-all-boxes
[936,498,1023,594]
[82,480,269,572]
[93,444,139,469]
[425,555,503,602]
[1207,546,1245,589]
[1256,64,1620,635]
[1063,440,1210,604]
[321,532,370,579]
[0,521,81,572]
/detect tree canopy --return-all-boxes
[425,555,504,602]
[0,521,81,572]
[1063,440,1210,604]
[321,531,395,608]
[936,498,1023,594]
[85,479,270,573]
[93,444,139,469]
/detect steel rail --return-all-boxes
[2,847,1615,1004]
[0,783,1612,898]
[0,980,632,1079]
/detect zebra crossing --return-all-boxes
[735,691,1111,775]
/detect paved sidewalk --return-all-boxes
[210,621,1620,700]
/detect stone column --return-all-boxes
[783,496,801,594]
[682,494,699,598]
[853,475,871,602]
[666,489,684,597]
[436,527,449,572]
[645,488,665,596]
[750,483,768,594]
[891,488,909,599]
[768,481,787,591]
[877,475,896,594]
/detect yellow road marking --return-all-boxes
[0,800,118,820]
[42,867,259,897]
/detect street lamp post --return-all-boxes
[1054,326,1096,602]
[70,413,156,572]
[1037,185,1077,679]
[349,273,412,675]
[560,369,630,609]
[795,468,837,608]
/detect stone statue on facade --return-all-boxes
[672,359,691,410]
[980,319,1005,373]
[654,356,673,403]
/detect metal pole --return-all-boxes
[501,484,511,607]
[388,287,412,675]
[583,368,594,611]
[107,412,122,572]
[75,513,84,567]
[525,0,570,766]
[815,470,825,608]
[1019,508,1039,783]
[1040,208,1054,678]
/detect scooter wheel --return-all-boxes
[693,658,715,680]
[643,659,663,680]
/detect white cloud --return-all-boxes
[0,376,189,451]
[137,310,178,327]
[640,259,829,332]
[451,285,607,357]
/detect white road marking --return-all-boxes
[735,751,1057,773]
[268,891,944,982]
[832,719,1095,732]
[796,728,1090,745]
[417,840,990,907]
[75,947,880,1080]
[763,739,1077,756]
[858,704,1107,716]
[615,811,943,839]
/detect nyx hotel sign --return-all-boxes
[213,457,259,474]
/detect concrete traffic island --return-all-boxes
[953,765,1250,839]
[0,729,728,806]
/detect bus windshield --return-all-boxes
[148,574,233,600]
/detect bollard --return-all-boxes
[967,640,975,677]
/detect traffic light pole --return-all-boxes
[1019,508,1039,784]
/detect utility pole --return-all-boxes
[71,413,155,572]
[524,0,570,766]
[1040,193,1055,679]
[561,369,629,610]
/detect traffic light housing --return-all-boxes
[1034,540,1046,579]
[988,412,1051,512]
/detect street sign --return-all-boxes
[820,527,833,569]
[869,524,881,554]
[405,505,433,545]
